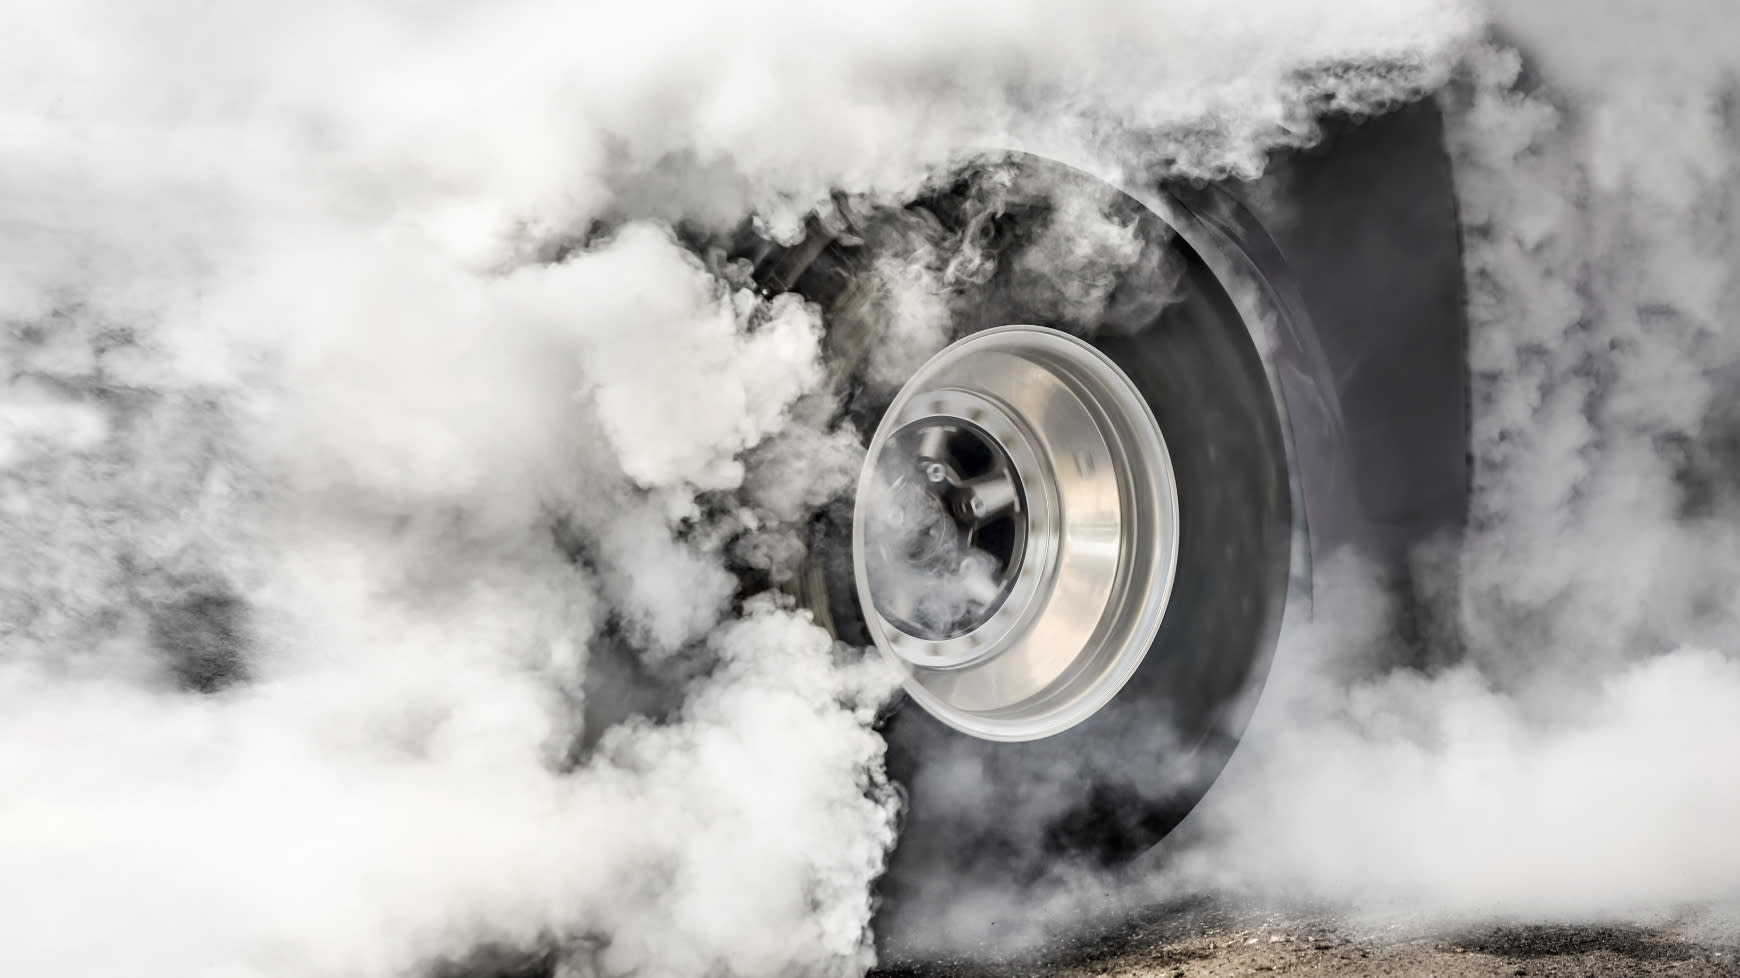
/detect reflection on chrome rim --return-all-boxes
[853,325,1179,742]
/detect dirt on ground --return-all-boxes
[881,904,1740,978]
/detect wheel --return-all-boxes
[769,154,1295,959]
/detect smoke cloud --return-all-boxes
[1154,3,1740,940]
[0,1,1476,975]
[12,0,1737,975]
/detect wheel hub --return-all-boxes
[861,417,1028,643]
[853,324,1181,742]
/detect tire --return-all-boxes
[768,156,1295,961]
[877,238,1291,963]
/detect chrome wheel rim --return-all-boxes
[853,324,1180,742]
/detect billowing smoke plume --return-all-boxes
[1156,2,1740,939]
[20,0,1736,971]
[0,1,1479,975]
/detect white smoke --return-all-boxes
[0,0,1480,975]
[1163,4,1740,937]
[34,0,1740,968]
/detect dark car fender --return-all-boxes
[1171,97,1470,596]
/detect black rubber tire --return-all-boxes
[865,228,1293,962]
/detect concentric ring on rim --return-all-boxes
[853,324,1180,742]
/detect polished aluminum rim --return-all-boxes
[853,325,1180,742]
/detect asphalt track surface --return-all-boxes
[875,902,1740,978]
